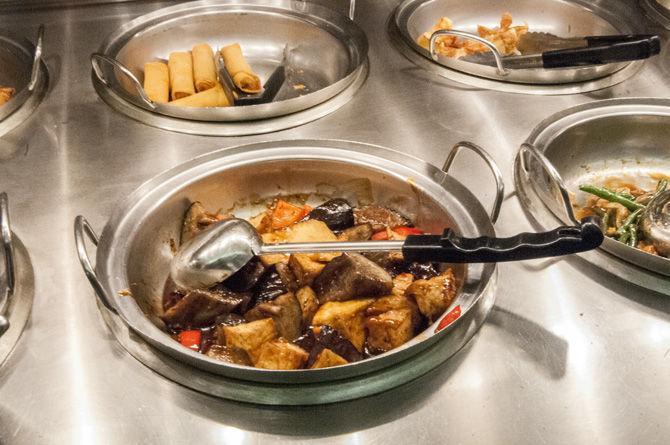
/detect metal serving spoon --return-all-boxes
[170,217,603,290]
[640,190,670,257]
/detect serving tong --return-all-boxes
[216,44,289,106]
[429,31,661,75]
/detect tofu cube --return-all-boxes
[260,220,337,266]
[405,269,457,322]
[289,254,325,287]
[310,348,349,369]
[254,339,309,370]
[221,318,277,364]
[312,299,374,351]
[365,308,416,352]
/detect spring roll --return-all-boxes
[168,82,232,108]
[220,43,261,93]
[192,43,217,92]
[0,87,15,106]
[143,61,169,103]
[168,51,195,100]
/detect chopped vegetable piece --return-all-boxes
[178,330,201,351]
[393,226,423,236]
[579,185,645,212]
[371,230,389,240]
[271,200,310,230]
[615,208,642,236]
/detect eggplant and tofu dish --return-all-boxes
[163,198,459,370]
[576,178,668,257]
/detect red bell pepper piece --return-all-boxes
[178,330,201,352]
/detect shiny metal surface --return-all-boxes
[393,0,637,84]
[0,0,669,442]
[642,0,670,30]
[83,139,495,387]
[94,0,368,123]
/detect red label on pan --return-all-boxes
[435,305,461,333]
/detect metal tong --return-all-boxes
[217,45,288,106]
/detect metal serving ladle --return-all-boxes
[170,216,603,290]
[641,190,670,257]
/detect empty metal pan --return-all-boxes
[393,0,641,84]
[515,98,670,293]
[91,0,368,122]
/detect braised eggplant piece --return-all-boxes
[295,325,364,367]
[215,313,246,327]
[365,294,421,353]
[311,299,374,351]
[307,198,355,231]
[181,201,228,244]
[224,257,266,292]
[245,292,303,341]
[392,261,440,280]
[313,253,393,303]
[310,348,348,369]
[254,339,309,370]
[220,318,278,364]
[252,264,290,305]
[162,288,249,328]
[353,205,411,231]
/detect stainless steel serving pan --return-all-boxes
[393,0,636,84]
[75,139,502,390]
[0,26,44,122]
[515,98,670,293]
[0,193,35,367]
[91,0,368,122]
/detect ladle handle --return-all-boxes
[90,53,156,110]
[542,35,661,68]
[74,216,118,314]
[0,192,14,336]
[402,217,603,263]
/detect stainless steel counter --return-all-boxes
[0,1,669,443]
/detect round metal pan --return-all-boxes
[0,194,35,367]
[93,0,368,122]
[75,139,500,389]
[515,98,670,294]
[393,0,635,85]
[0,27,47,126]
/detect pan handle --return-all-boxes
[27,25,44,92]
[518,143,579,225]
[90,53,156,110]
[429,30,509,76]
[0,193,14,336]
[74,216,118,314]
[442,141,505,224]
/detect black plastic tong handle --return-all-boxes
[402,217,604,263]
[542,35,661,68]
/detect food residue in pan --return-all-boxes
[162,196,459,370]
[575,176,669,258]
[417,12,528,59]
[0,86,15,106]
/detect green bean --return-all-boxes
[615,208,643,236]
[656,179,668,194]
[579,185,645,212]
[628,224,638,247]
[600,209,610,232]
[619,230,630,244]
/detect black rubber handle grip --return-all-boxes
[542,35,661,68]
[584,34,659,47]
[402,217,603,263]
